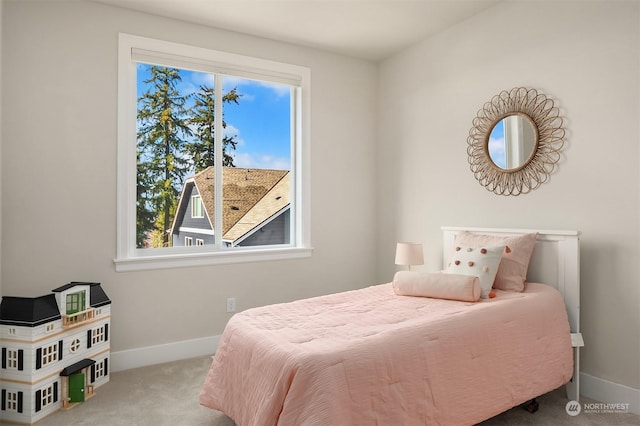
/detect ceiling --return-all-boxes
[95,0,501,61]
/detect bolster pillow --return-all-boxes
[392,271,481,302]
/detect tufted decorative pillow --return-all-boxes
[445,244,505,298]
[392,271,481,302]
[454,231,537,292]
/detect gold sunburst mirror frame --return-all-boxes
[467,87,566,196]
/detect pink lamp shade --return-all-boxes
[395,242,424,270]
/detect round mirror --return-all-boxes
[487,114,538,170]
[467,87,565,196]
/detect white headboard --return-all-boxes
[441,226,581,334]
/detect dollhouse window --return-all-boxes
[92,326,105,346]
[38,384,57,410]
[5,350,18,369]
[41,343,58,367]
[95,360,105,380]
[69,338,81,353]
[4,391,18,412]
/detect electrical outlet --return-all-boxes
[226,297,236,313]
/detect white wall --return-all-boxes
[1,2,377,352]
[377,0,639,393]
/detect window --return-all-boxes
[196,238,204,246]
[69,338,81,353]
[92,358,107,382]
[41,343,58,367]
[191,195,203,218]
[5,350,18,369]
[91,326,106,346]
[185,237,193,246]
[3,391,20,412]
[116,34,311,271]
[66,291,85,315]
[37,383,57,411]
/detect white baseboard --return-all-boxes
[580,372,640,415]
[110,335,220,372]
[110,337,639,417]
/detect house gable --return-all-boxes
[171,167,291,246]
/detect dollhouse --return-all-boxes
[0,282,111,424]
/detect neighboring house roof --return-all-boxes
[224,172,290,242]
[0,283,111,326]
[172,166,290,243]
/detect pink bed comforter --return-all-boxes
[199,283,573,425]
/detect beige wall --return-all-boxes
[1,2,378,351]
[377,1,639,390]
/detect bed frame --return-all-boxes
[442,226,583,401]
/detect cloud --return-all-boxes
[232,152,290,170]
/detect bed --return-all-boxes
[199,227,582,425]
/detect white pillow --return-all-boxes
[445,243,505,298]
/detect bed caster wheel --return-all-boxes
[523,398,539,413]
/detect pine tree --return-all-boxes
[137,66,193,247]
[187,85,241,172]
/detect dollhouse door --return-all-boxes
[69,373,85,403]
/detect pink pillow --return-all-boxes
[454,231,538,292]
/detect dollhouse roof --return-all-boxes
[60,358,96,376]
[0,282,111,327]
[0,294,61,327]
[51,282,111,308]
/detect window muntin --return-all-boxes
[116,34,311,271]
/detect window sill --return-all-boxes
[114,246,314,272]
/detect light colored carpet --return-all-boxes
[22,356,638,426]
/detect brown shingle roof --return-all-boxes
[192,167,290,240]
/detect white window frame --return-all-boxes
[40,384,55,409]
[91,326,106,346]
[185,237,193,247]
[94,359,105,381]
[115,33,311,272]
[70,338,81,353]
[191,195,203,218]
[41,343,58,367]
[5,391,18,411]
[5,349,18,370]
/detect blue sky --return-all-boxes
[488,119,506,168]
[136,63,291,172]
